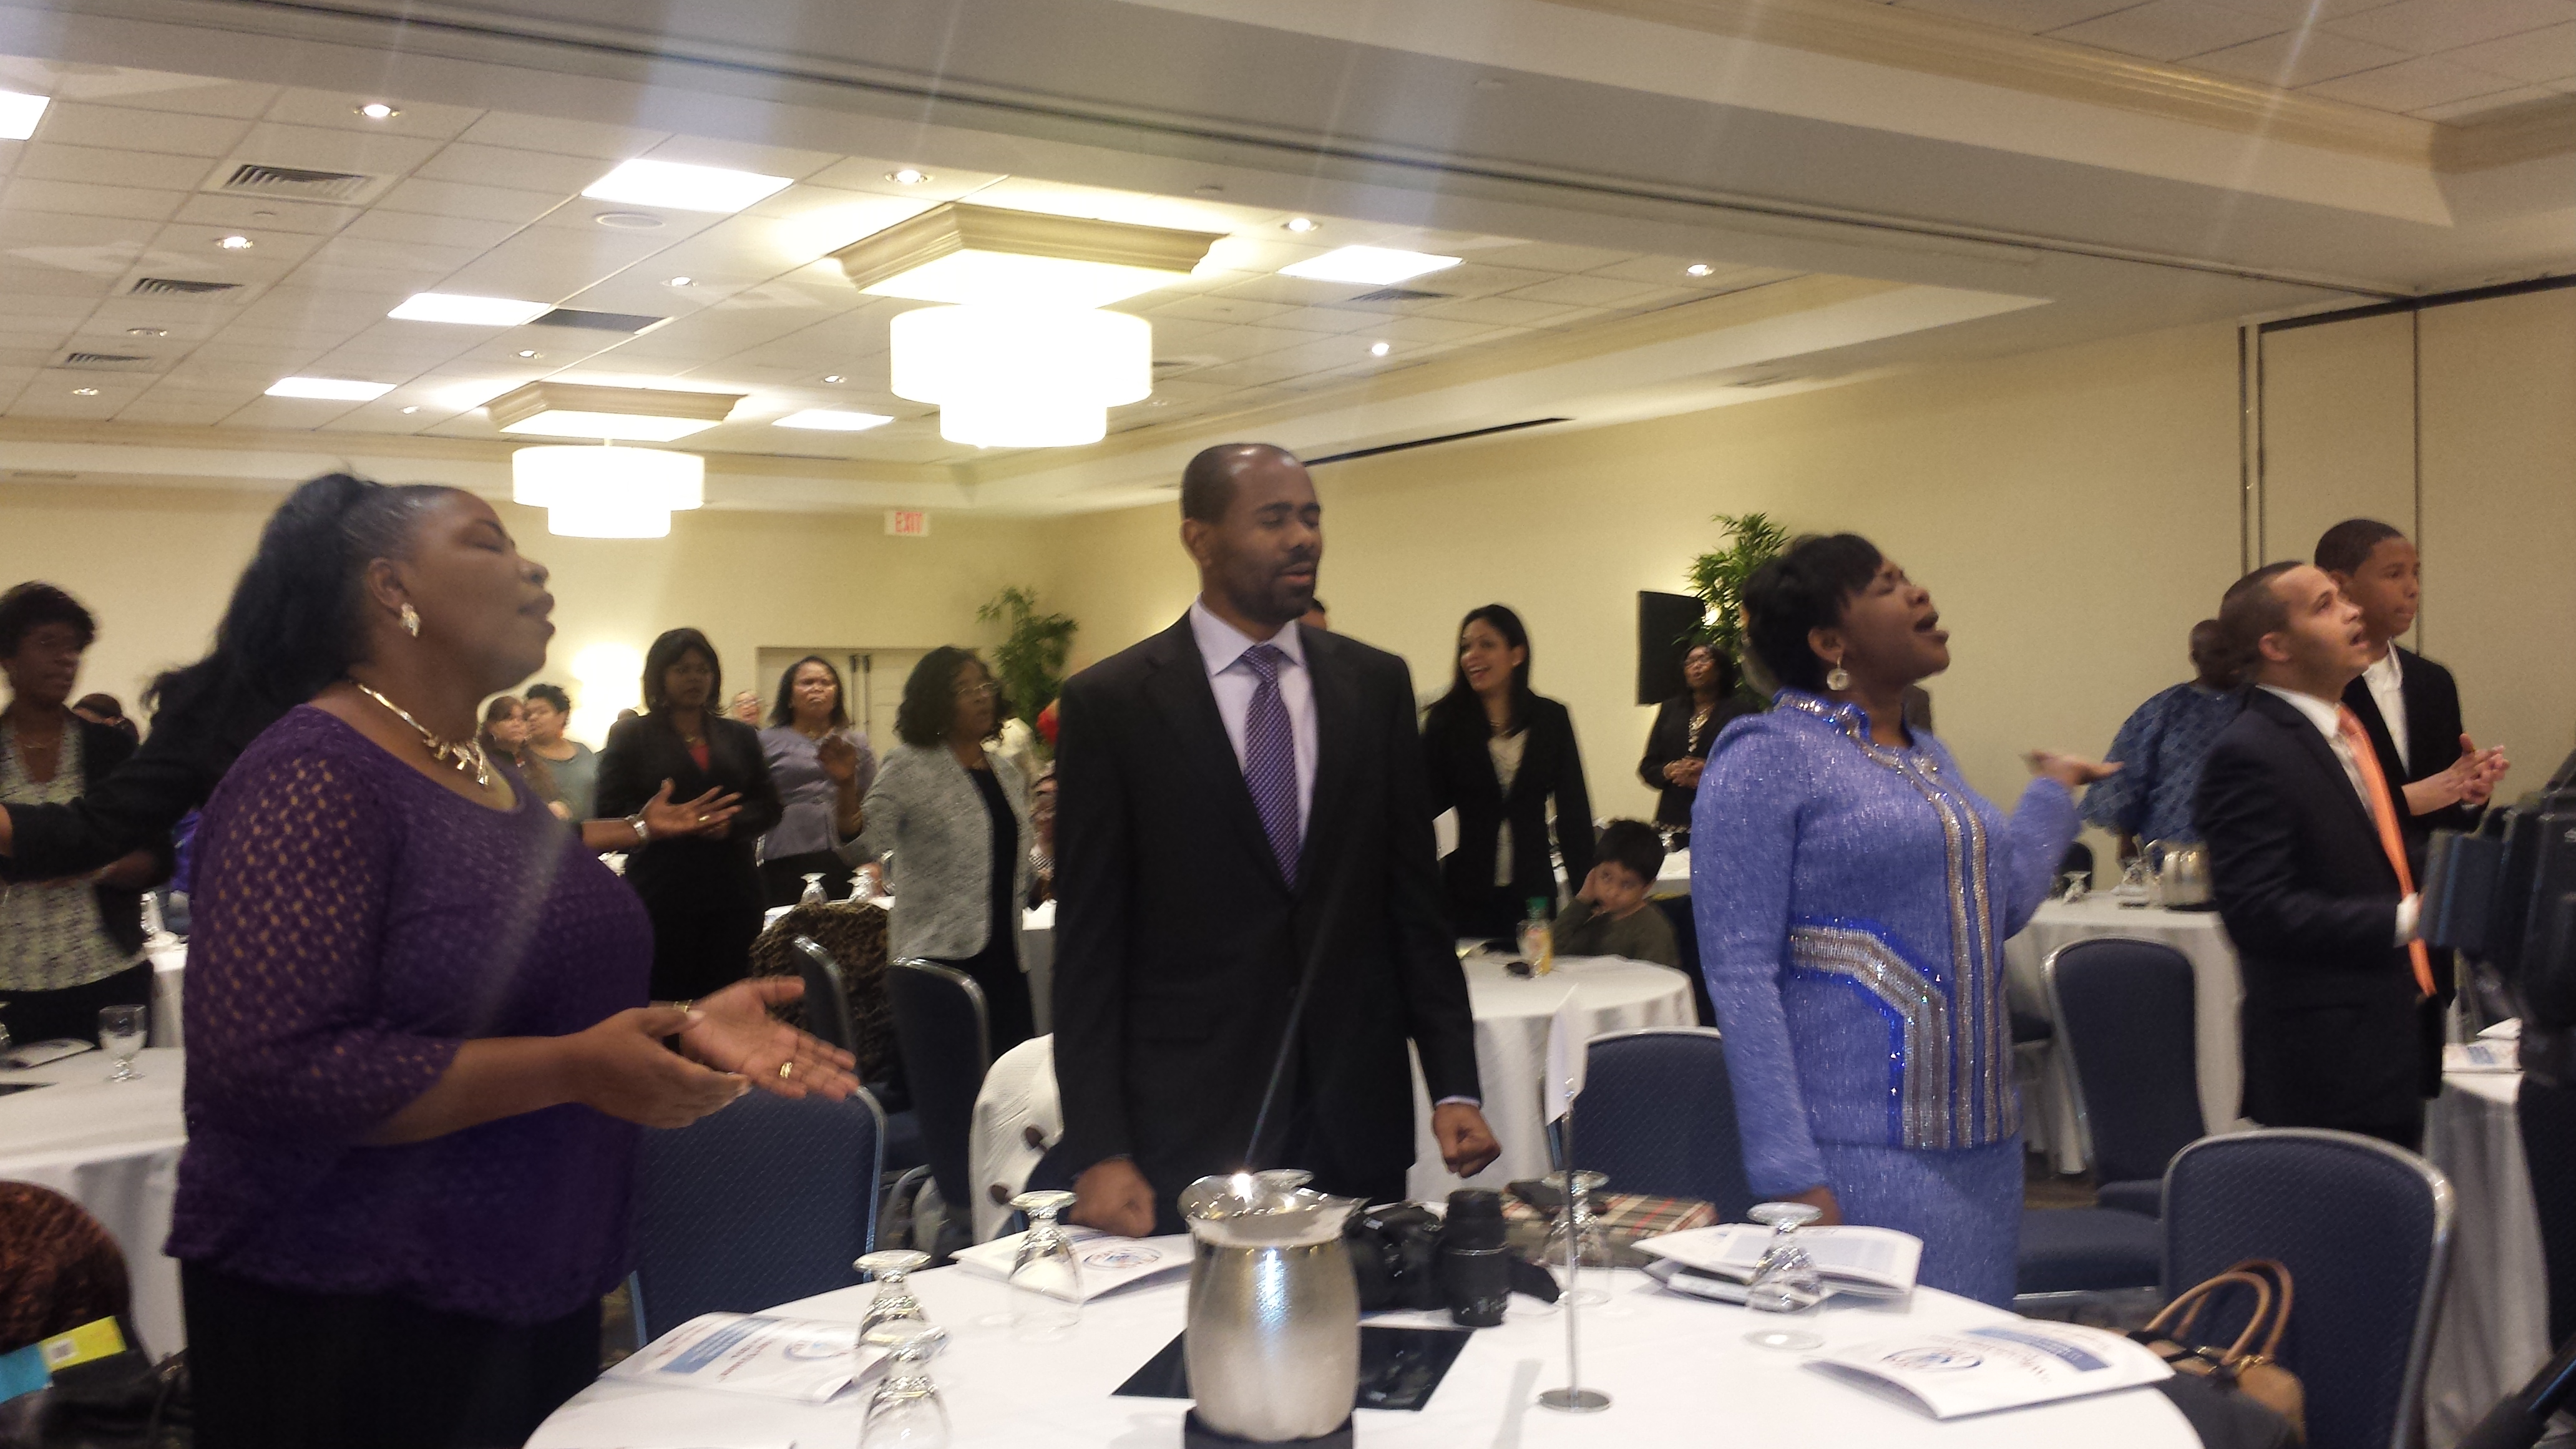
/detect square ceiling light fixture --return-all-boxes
[1279,245,1461,286]
[775,409,895,431]
[389,293,552,326]
[0,90,48,140]
[834,202,1224,309]
[583,159,791,213]
[485,381,746,442]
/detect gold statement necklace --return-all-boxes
[350,681,492,788]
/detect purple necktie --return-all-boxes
[1240,643,1300,887]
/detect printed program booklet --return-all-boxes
[1634,1223,1923,1300]
[1808,1321,2172,1418]
[949,1229,1193,1302]
[606,1314,882,1402]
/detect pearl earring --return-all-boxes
[399,603,421,638]
[1825,663,1852,691]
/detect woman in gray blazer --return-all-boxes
[842,647,1037,1052]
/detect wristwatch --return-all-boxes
[627,812,652,844]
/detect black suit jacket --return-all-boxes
[1423,693,1594,931]
[2341,645,2474,862]
[1051,617,1480,1226]
[1637,694,1759,827]
[597,713,783,916]
[2195,688,2421,1131]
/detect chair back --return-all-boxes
[885,959,991,1213]
[1574,1028,1754,1221]
[2057,840,2097,887]
[2164,1129,2453,1449]
[749,902,894,1083]
[2046,937,2204,1184]
[789,935,856,1055]
[630,1088,886,1342]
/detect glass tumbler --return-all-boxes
[1742,1200,1828,1350]
[98,1006,145,1083]
[855,1249,932,1337]
[858,1322,950,1448]
[1006,1189,1081,1339]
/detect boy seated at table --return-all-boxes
[1551,819,1680,967]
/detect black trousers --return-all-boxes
[0,960,153,1047]
[759,851,853,909]
[645,901,762,1002]
[2521,1075,2576,1346]
[182,1262,600,1449]
[929,925,1034,1060]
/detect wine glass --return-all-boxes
[98,1007,144,1083]
[1543,1169,1613,1306]
[859,1322,950,1448]
[1741,1201,1827,1350]
[855,1250,932,1337]
[1006,1189,1081,1339]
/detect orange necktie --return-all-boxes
[2336,706,2437,999]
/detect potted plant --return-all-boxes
[978,585,1077,746]
[1684,511,1788,703]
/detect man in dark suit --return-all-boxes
[2195,562,2502,1153]
[1053,443,1499,1236]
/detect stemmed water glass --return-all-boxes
[855,1250,932,1337]
[1543,1169,1613,1307]
[1007,1189,1081,1339]
[858,1322,950,1448]
[1741,1201,1827,1350]
[98,1007,144,1083]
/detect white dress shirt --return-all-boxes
[1189,597,1317,835]
[2361,647,2409,772]
[2259,683,2418,943]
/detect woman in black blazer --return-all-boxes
[1422,604,1594,937]
[597,628,783,1000]
[1637,642,1759,842]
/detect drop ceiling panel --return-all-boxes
[414,143,617,195]
[2446,21,2576,82]
[168,193,361,235]
[374,178,567,225]
[1,180,187,222]
[39,104,252,158]
[17,144,207,190]
[336,207,525,251]
[638,135,844,182]
[454,112,668,159]
[2184,29,2417,86]
[800,157,1008,201]
[1466,241,1637,274]
[2418,84,2569,117]
[223,121,446,179]
[1144,293,1300,325]
[437,226,677,298]
[2303,54,2531,109]
[1417,295,1590,328]
[36,70,278,119]
[2326,0,2576,52]
[261,90,487,140]
[1891,0,2139,30]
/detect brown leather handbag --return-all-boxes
[2134,1259,2308,1444]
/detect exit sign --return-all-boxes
[885,509,930,537]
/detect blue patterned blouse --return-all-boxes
[1692,691,2075,1195]
[2079,683,2243,845]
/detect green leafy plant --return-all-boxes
[1684,510,1790,671]
[978,585,1078,732]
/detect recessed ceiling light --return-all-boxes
[1686,263,1714,277]
[1279,245,1461,285]
[487,380,744,441]
[821,374,845,384]
[126,327,165,338]
[215,235,253,250]
[1283,217,1318,233]
[593,210,664,230]
[1368,341,1391,357]
[356,102,399,120]
[775,408,895,432]
[401,405,419,414]
[835,202,1221,308]
[887,168,929,185]
[390,293,552,326]
[0,90,48,140]
[516,349,542,359]
[665,276,693,287]
[582,158,789,214]
[266,376,394,401]
[69,386,97,396]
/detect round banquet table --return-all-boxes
[2002,897,2249,1174]
[2422,1066,2551,1448]
[527,1261,2198,1449]
[0,1046,187,1358]
[1405,950,1697,1203]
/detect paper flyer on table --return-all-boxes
[1808,1321,2170,1418]
[2447,1039,2519,1073]
[603,1314,880,1402]
[1634,1223,1922,1298]
[949,1229,1193,1301]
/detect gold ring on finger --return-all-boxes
[778,1061,794,1079]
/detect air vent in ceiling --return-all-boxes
[130,276,240,296]
[528,308,667,334]
[1345,286,1452,304]
[218,162,376,202]
[62,352,154,369]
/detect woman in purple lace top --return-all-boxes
[166,476,860,1449]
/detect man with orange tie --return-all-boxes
[2195,562,2507,1152]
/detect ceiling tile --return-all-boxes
[1463,240,1634,273]
[454,112,668,159]
[799,158,1008,202]
[2414,82,2570,115]
[261,89,485,140]
[2445,21,2576,80]
[530,202,728,245]
[1349,314,1502,346]
[373,178,568,226]
[2302,53,2531,107]
[2323,0,2576,53]
[437,226,676,299]
[112,401,238,425]
[414,142,606,195]
[1418,295,1591,328]
[1500,274,1677,306]
[0,210,159,249]
[1,179,186,222]
[638,135,844,182]
[1420,263,1564,300]
[221,121,444,178]
[303,233,484,276]
[169,193,362,235]
[1892,0,2140,34]
[35,70,278,119]
[2046,0,2289,61]
[2197,0,2401,21]
[37,104,251,159]
[1143,293,1299,325]
[335,207,524,251]
[2178,28,2416,85]
[1233,304,1379,336]
[14,144,208,191]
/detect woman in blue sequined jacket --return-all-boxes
[1691,534,2114,1305]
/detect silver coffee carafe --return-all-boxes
[1180,1172,1364,1443]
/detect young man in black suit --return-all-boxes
[2195,563,2502,1152]
[1053,443,1500,1236]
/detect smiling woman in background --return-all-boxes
[598,629,783,1002]
[0,583,170,1046]
[1421,603,1594,937]
[756,654,876,907]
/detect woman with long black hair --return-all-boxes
[1420,603,1595,937]
[162,474,857,1448]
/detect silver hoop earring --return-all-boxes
[399,603,421,638]
[1825,664,1852,691]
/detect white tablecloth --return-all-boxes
[2424,1070,2551,1448]
[2003,898,2248,1174]
[530,1262,2197,1449]
[1406,952,1697,1201]
[0,1046,187,1357]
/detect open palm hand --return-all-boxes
[675,978,861,1100]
